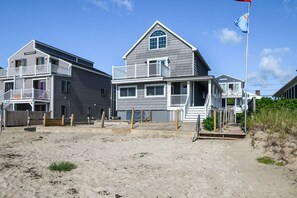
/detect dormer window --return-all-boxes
[149,30,167,50]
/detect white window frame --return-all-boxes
[144,84,166,98]
[118,85,137,99]
[146,57,168,77]
[148,30,167,50]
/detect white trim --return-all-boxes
[123,20,197,59]
[146,57,168,77]
[50,75,54,118]
[148,29,167,51]
[118,85,137,99]
[216,74,244,82]
[144,84,166,98]
[112,76,164,84]
[8,40,34,63]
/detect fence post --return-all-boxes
[26,110,30,127]
[219,110,223,132]
[0,103,3,131]
[130,108,134,130]
[62,115,65,126]
[43,113,46,127]
[214,111,216,131]
[101,111,105,128]
[176,109,179,130]
[140,110,143,123]
[70,114,74,127]
[149,110,152,122]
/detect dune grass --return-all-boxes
[48,161,77,172]
[256,156,284,166]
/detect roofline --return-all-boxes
[273,76,297,97]
[8,40,35,62]
[122,20,197,60]
[216,74,244,82]
[34,40,94,65]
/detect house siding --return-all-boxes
[116,82,167,111]
[9,42,47,68]
[126,24,193,77]
[194,53,208,76]
[53,66,111,119]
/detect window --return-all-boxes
[119,86,136,98]
[149,30,167,50]
[61,80,70,93]
[15,59,27,67]
[145,85,165,97]
[219,83,226,92]
[36,57,45,65]
[101,88,107,96]
[148,58,168,77]
[50,58,59,65]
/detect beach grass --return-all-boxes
[49,161,77,172]
[256,156,284,166]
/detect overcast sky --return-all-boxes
[1,0,297,95]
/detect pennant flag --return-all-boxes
[235,0,251,2]
[234,13,249,33]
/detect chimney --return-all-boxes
[255,90,260,96]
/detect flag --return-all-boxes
[234,13,249,33]
[235,0,251,2]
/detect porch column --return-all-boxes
[187,81,191,105]
[192,82,195,106]
[208,80,212,107]
[167,82,171,107]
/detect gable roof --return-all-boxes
[216,74,244,82]
[123,20,198,59]
[122,20,211,71]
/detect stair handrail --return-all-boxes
[183,95,190,120]
[204,94,211,118]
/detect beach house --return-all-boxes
[0,40,111,119]
[112,21,222,122]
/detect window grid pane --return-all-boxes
[159,36,166,48]
[150,38,157,49]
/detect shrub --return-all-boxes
[49,161,77,172]
[203,117,214,131]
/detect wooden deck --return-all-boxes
[198,124,246,140]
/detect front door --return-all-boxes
[5,82,14,92]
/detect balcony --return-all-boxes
[112,63,170,80]
[0,63,71,77]
[1,89,50,101]
[222,89,242,98]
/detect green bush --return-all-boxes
[256,156,284,166]
[203,117,214,131]
[49,161,77,172]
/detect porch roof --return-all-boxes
[165,75,223,92]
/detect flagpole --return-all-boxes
[244,2,251,133]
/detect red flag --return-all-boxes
[235,0,251,2]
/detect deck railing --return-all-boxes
[1,89,50,101]
[0,63,70,77]
[112,63,170,80]
[170,94,187,107]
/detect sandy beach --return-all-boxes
[0,129,296,198]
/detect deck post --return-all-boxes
[130,108,135,129]
[140,110,143,123]
[101,111,105,128]
[214,111,216,131]
[176,109,179,130]
[43,113,46,127]
[61,115,65,126]
[70,114,74,127]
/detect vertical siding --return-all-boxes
[53,66,111,119]
[126,24,193,77]
[116,82,167,111]
[194,53,208,76]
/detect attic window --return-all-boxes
[149,30,166,50]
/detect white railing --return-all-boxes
[204,94,211,117]
[112,63,170,80]
[222,90,242,97]
[1,89,50,101]
[0,64,70,77]
[183,95,190,120]
[170,94,187,107]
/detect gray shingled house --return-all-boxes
[216,74,244,113]
[112,21,222,122]
[0,40,111,120]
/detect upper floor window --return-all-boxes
[36,57,45,65]
[61,80,70,93]
[15,59,27,67]
[50,58,59,65]
[149,30,167,50]
[119,86,137,99]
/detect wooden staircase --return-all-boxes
[183,106,205,122]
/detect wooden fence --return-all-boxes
[3,110,50,127]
